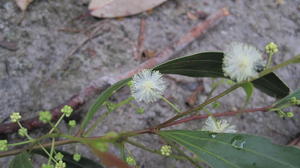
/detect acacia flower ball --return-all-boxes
[130,69,166,103]
[223,42,265,82]
[202,116,236,133]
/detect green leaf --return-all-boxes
[252,73,289,99]
[160,130,300,168]
[154,52,224,77]
[273,88,300,108]
[33,149,104,168]
[241,82,254,106]
[80,78,131,129]
[154,52,289,98]
[9,152,33,168]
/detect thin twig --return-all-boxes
[0,139,76,158]
[134,18,146,60]
[125,139,187,160]
[0,40,18,51]
[0,8,230,135]
[162,106,271,128]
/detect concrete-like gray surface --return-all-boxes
[0,0,300,167]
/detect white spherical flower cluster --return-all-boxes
[202,116,236,133]
[223,42,265,82]
[130,69,166,103]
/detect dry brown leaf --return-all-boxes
[15,0,33,11]
[187,12,198,20]
[89,0,167,18]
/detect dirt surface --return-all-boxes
[1,0,300,167]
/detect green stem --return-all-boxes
[49,114,65,134]
[116,96,135,108]
[40,143,57,164]
[161,96,181,113]
[157,84,241,128]
[49,122,61,134]
[259,54,300,77]
[84,109,113,137]
[267,54,273,68]
[0,139,77,158]
[125,139,186,160]
[8,140,34,147]
[84,97,134,137]
[48,138,55,165]
[156,55,300,128]
[18,121,58,164]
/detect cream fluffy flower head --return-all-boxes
[202,116,236,133]
[130,69,166,103]
[223,42,265,82]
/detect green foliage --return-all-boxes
[9,152,33,168]
[154,52,224,77]
[241,82,254,106]
[80,78,131,130]
[160,130,300,168]
[39,111,52,123]
[34,149,104,168]
[0,139,8,151]
[273,88,300,108]
[252,73,289,98]
[154,52,290,98]
[61,105,73,117]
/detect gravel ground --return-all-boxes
[0,0,300,167]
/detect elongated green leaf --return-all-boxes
[160,130,300,168]
[273,88,300,108]
[33,149,104,168]
[9,152,33,168]
[81,78,131,129]
[154,52,224,77]
[241,82,254,106]
[252,73,289,99]
[154,52,289,98]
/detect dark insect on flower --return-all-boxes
[254,63,265,73]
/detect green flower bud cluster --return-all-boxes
[290,97,300,105]
[55,161,66,168]
[55,152,64,161]
[136,108,145,114]
[54,152,66,168]
[126,156,136,166]
[61,105,73,117]
[105,102,116,112]
[277,110,294,118]
[265,42,278,56]
[10,112,22,123]
[18,127,28,137]
[39,111,52,123]
[73,153,81,162]
[0,140,8,151]
[160,145,172,156]
[68,120,77,127]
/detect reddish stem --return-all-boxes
[162,106,271,128]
